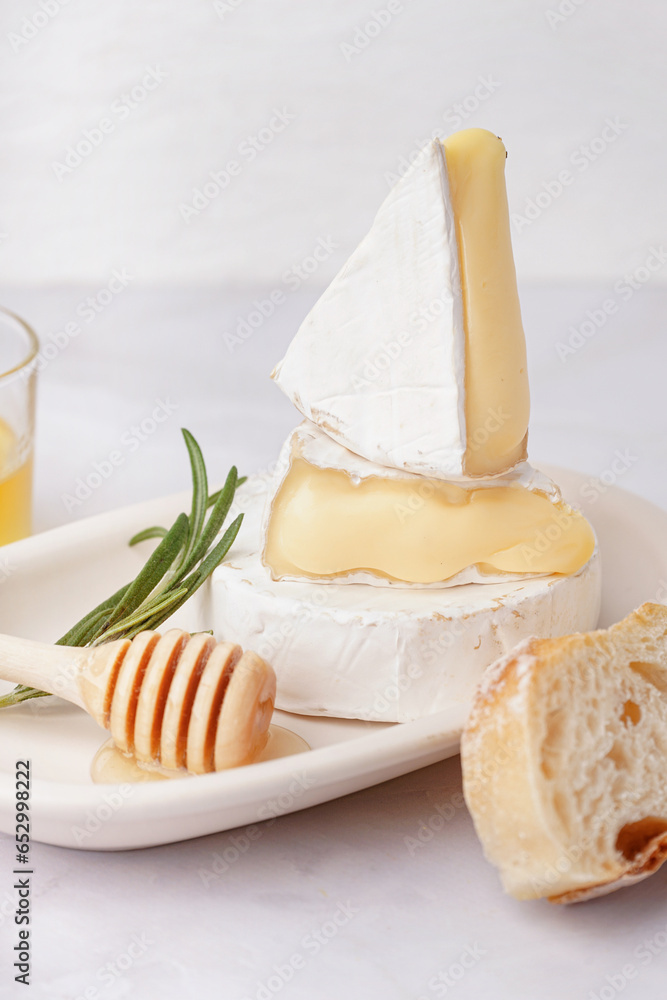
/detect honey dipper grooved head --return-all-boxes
[77,629,276,774]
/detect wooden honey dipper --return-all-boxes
[0,630,276,773]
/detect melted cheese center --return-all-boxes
[443,129,530,477]
[263,458,595,585]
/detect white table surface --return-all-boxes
[1,283,666,998]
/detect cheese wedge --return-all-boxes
[262,422,596,588]
[272,129,529,480]
[213,476,602,722]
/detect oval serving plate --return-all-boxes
[0,466,664,850]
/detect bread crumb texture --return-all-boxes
[461,603,667,903]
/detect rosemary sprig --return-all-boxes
[0,430,244,709]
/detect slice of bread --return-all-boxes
[461,602,667,903]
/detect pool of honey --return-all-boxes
[91,725,311,783]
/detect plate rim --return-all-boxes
[0,463,665,848]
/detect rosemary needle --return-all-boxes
[0,430,245,709]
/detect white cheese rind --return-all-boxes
[261,421,564,589]
[276,420,556,491]
[272,141,470,479]
[213,476,602,723]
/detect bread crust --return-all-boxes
[461,602,667,903]
[551,831,667,903]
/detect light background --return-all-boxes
[0,0,665,287]
[1,5,667,1000]
[0,0,665,529]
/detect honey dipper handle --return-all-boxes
[0,633,92,708]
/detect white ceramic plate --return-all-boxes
[0,466,664,850]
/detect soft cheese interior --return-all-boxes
[444,129,530,476]
[263,423,595,586]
